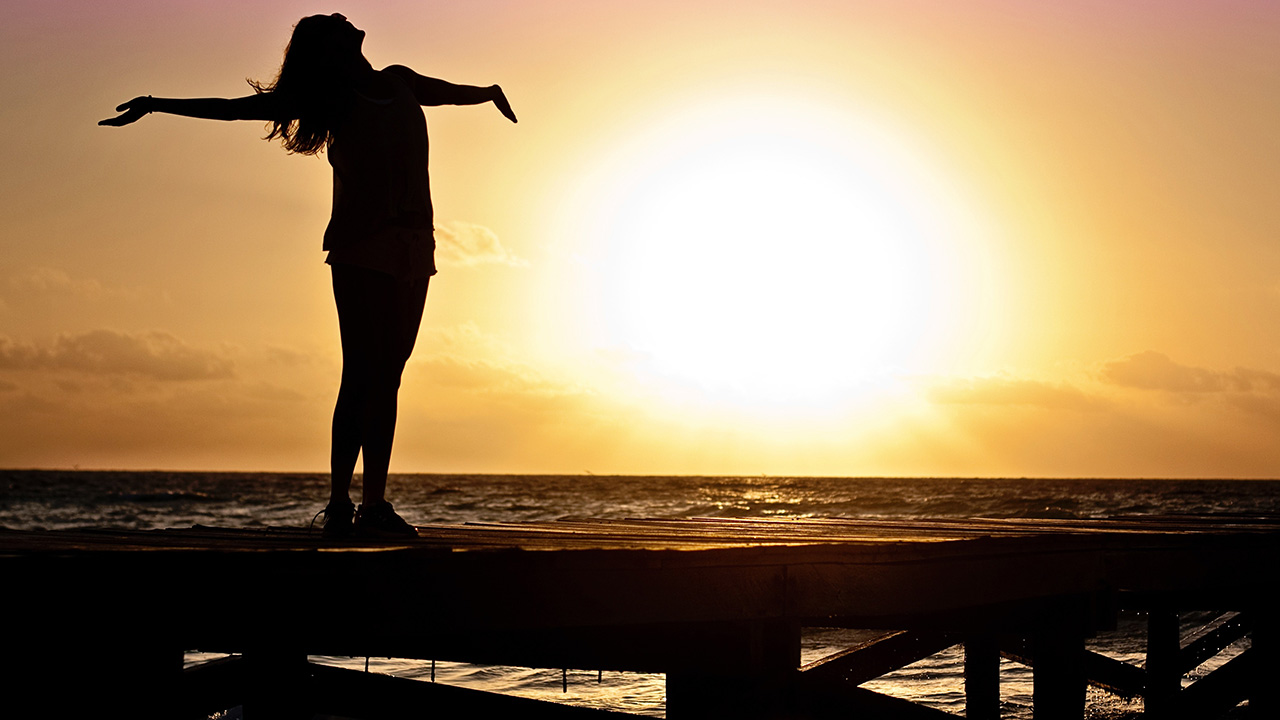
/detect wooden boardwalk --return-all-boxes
[3,515,1278,719]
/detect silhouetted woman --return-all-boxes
[101,13,516,537]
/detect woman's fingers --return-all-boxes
[99,108,143,126]
[101,97,149,127]
[493,89,517,123]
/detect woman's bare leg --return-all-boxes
[329,365,363,505]
[330,264,428,507]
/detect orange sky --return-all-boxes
[2,0,1279,477]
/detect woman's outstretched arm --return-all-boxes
[384,65,517,123]
[99,93,286,127]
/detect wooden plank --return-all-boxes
[5,513,1278,556]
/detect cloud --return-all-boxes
[4,267,155,304]
[408,323,591,400]
[927,376,1103,411]
[7,267,106,298]
[0,330,232,381]
[434,221,526,267]
[1100,351,1280,393]
[1227,394,1280,423]
[417,354,584,398]
[264,345,315,367]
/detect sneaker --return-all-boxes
[354,501,418,538]
[311,499,355,539]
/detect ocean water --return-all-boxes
[3,470,1275,718]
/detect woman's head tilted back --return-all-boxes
[251,13,370,155]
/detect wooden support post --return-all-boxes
[1251,608,1278,718]
[965,636,1000,720]
[666,621,799,720]
[1032,627,1086,720]
[1145,609,1180,718]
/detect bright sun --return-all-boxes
[573,95,978,405]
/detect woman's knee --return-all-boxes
[341,363,405,395]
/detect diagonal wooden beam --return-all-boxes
[307,662,638,719]
[1179,649,1253,719]
[181,655,247,720]
[799,630,959,687]
[797,685,963,720]
[1178,612,1250,676]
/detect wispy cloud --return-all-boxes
[411,323,586,399]
[927,376,1103,411]
[435,221,526,267]
[418,355,584,398]
[1100,351,1280,394]
[0,330,232,381]
[3,267,157,304]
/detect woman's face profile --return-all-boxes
[295,13,365,58]
[327,13,365,50]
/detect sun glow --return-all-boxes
[566,94,985,406]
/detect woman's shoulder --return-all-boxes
[378,65,424,94]
[364,66,421,100]
[350,67,414,105]
[380,65,420,86]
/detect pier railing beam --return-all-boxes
[965,635,1000,720]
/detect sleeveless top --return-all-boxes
[323,70,436,280]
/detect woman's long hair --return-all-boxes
[249,15,365,155]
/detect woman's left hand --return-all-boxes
[99,96,153,127]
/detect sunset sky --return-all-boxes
[2,0,1279,477]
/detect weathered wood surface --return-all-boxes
[5,515,1274,627]
[4,513,1279,552]
[4,516,1277,663]
[2,516,1277,719]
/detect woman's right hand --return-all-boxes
[491,86,517,123]
[99,96,153,127]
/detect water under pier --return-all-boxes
[3,515,1277,718]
